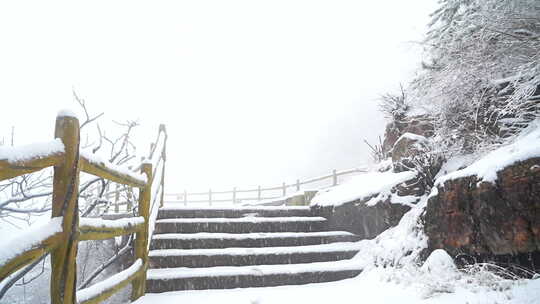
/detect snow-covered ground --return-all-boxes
[134,267,540,304]
[311,170,418,207]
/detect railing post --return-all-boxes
[232,187,236,204]
[296,179,300,192]
[184,190,187,206]
[114,184,120,213]
[282,182,286,197]
[51,113,80,304]
[159,125,167,208]
[209,189,212,206]
[131,163,152,301]
[332,169,337,186]
[257,185,261,201]
[127,188,133,212]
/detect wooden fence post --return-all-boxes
[184,190,187,206]
[282,182,286,197]
[257,186,261,201]
[51,114,80,304]
[232,187,236,204]
[296,179,300,191]
[131,163,152,301]
[332,169,337,186]
[209,189,212,206]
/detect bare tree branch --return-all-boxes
[78,236,133,290]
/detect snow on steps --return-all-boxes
[155,216,329,233]
[150,241,362,257]
[149,242,361,268]
[157,216,326,223]
[151,231,360,249]
[147,206,362,292]
[146,259,364,292]
[158,206,312,218]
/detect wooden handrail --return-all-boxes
[80,154,147,188]
[78,217,145,241]
[0,112,168,304]
[0,229,64,283]
[0,142,64,181]
[77,259,145,304]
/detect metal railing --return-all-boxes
[166,167,367,206]
[0,113,167,304]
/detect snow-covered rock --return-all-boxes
[421,249,457,275]
[424,122,540,271]
[312,170,421,240]
[311,170,418,207]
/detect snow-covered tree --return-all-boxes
[410,0,540,154]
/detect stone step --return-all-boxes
[158,206,312,219]
[154,217,328,234]
[146,260,363,292]
[150,231,360,249]
[149,242,360,268]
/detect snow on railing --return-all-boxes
[0,138,65,181]
[78,217,145,241]
[80,150,148,187]
[0,217,63,282]
[0,112,168,304]
[76,259,144,304]
[0,138,64,163]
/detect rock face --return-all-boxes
[313,197,412,239]
[312,174,421,239]
[382,115,434,157]
[382,122,402,157]
[424,157,540,271]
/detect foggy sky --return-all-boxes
[0,0,435,192]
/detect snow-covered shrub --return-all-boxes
[391,134,443,191]
[379,86,409,125]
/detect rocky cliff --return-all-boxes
[424,157,540,272]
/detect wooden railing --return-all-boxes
[0,112,167,304]
[166,167,367,206]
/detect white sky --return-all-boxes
[0,0,435,192]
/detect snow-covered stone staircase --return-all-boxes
[145,206,363,292]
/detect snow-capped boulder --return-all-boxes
[381,115,434,157]
[391,132,428,172]
[421,249,457,275]
[424,156,540,271]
